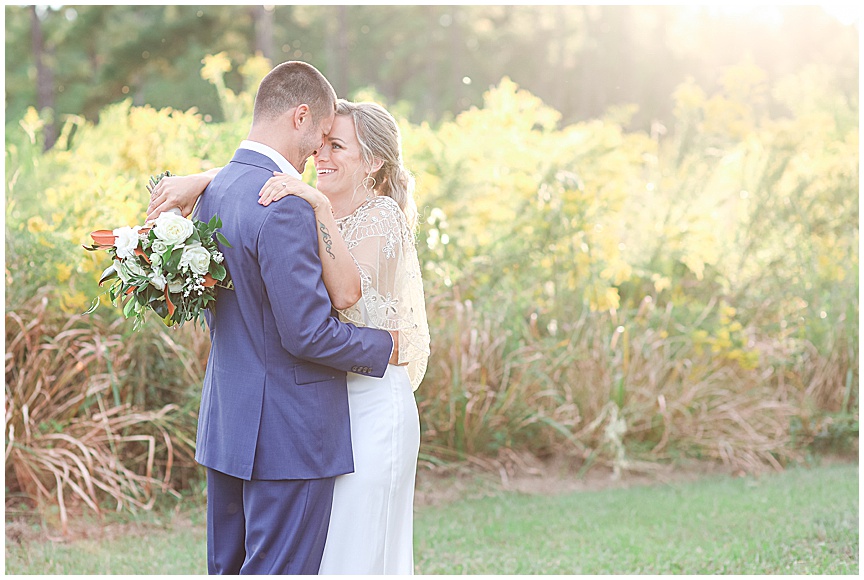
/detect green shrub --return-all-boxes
[4,56,858,523]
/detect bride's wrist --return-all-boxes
[313,198,332,214]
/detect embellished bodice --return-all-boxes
[336,196,430,390]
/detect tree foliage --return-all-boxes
[4,10,859,515]
[5,5,859,138]
[6,47,857,484]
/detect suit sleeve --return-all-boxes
[258,197,393,377]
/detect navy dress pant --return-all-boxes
[206,468,336,575]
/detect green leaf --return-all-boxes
[99,264,118,286]
[166,247,184,272]
[153,301,168,318]
[84,296,101,314]
[142,285,158,302]
[123,296,137,318]
[209,262,227,281]
[216,231,232,248]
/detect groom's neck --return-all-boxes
[246,127,303,173]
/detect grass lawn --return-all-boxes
[5,462,858,574]
[415,462,859,574]
[4,507,209,575]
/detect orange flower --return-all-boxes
[90,230,116,249]
[163,286,176,316]
[134,247,151,264]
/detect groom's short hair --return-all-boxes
[253,61,337,125]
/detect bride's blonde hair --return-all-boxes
[336,99,418,229]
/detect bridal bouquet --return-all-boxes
[84,172,232,330]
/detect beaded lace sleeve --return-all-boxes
[337,196,430,390]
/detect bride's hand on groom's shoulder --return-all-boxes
[146,174,208,221]
[259,172,330,214]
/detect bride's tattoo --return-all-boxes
[319,220,336,260]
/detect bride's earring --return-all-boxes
[362,174,377,199]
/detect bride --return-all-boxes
[148,99,430,574]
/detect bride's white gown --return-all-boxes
[318,363,420,574]
[317,196,430,575]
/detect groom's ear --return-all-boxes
[292,104,311,129]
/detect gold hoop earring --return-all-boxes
[362,175,377,191]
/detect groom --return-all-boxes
[193,61,398,574]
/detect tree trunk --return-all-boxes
[132,73,146,106]
[324,6,349,95]
[423,6,438,120]
[251,5,274,61]
[336,6,349,94]
[555,5,570,116]
[449,7,463,113]
[30,6,57,150]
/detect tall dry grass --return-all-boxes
[417,293,855,477]
[5,292,201,533]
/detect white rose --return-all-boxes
[113,226,141,260]
[148,271,167,291]
[167,277,184,294]
[180,245,211,275]
[150,239,169,255]
[128,259,145,276]
[153,212,194,246]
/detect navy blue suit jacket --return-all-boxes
[194,148,393,481]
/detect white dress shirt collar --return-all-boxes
[239,140,302,179]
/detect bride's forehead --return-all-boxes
[326,115,357,140]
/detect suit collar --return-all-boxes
[228,148,282,173]
[238,140,301,177]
